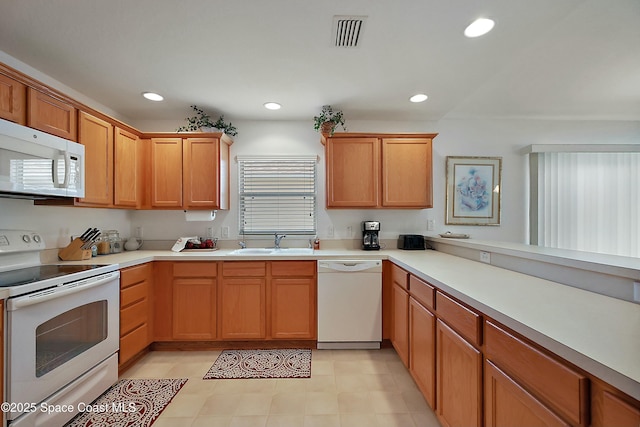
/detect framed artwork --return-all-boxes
[445,156,502,225]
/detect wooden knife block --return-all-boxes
[58,238,92,261]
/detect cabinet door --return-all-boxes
[114,127,140,207]
[173,278,216,340]
[27,88,77,140]
[183,137,220,209]
[78,112,113,206]
[271,277,316,339]
[0,73,26,124]
[382,138,432,207]
[436,319,482,427]
[485,360,570,427]
[219,278,266,339]
[409,297,436,409]
[119,263,152,366]
[392,282,410,368]
[326,137,379,207]
[150,138,183,207]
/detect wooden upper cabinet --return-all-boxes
[78,112,113,206]
[382,137,432,208]
[27,88,77,140]
[183,137,221,209]
[114,127,140,208]
[150,138,183,208]
[326,136,380,207]
[0,73,26,124]
[148,134,231,210]
[324,133,436,208]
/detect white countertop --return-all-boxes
[48,248,640,400]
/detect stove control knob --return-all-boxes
[33,234,42,243]
[22,234,31,243]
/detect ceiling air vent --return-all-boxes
[333,15,367,48]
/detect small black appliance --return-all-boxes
[362,221,380,250]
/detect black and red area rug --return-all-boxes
[64,378,188,427]
[203,348,312,379]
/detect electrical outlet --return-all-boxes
[206,227,214,238]
[634,282,640,303]
[427,219,435,231]
[480,251,491,264]
[135,226,143,239]
[221,226,229,239]
[327,226,334,238]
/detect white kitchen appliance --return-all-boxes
[0,118,85,199]
[317,259,382,349]
[0,229,119,427]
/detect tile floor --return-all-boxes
[120,348,442,427]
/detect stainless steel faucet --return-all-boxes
[274,233,286,249]
[238,241,246,249]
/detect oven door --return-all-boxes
[6,271,119,421]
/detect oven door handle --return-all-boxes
[7,272,119,311]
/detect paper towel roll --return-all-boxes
[184,210,217,222]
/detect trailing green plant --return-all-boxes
[177,105,238,136]
[313,105,346,136]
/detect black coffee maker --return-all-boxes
[362,221,381,250]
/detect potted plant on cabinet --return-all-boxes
[177,105,238,136]
[313,105,346,136]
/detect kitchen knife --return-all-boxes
[81,229,101,249]
[79,227,93,241]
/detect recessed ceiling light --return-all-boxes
[410,94,428,103]
[264,102,282,110]
[142,92,164,101]
[464,18,495,38]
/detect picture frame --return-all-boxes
[445,156,502,226]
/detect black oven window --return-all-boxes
[35,300,108,377]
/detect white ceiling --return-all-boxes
[1,0,639,124]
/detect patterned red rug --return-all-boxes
[64,378,188,427]
[204,349,311,379]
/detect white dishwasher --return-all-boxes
[317,259,382,349]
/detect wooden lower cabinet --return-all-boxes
[119,263,152,367]
[391,264,409,367]
[592,382,640,427]
[219,277,266,339]
[436,319,482,427]
[173,277,216,340]
[485,360,570,427]
[271,276,316,339]
[409,296,436,408]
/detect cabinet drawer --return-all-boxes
[120,323,149,365]
[173,262,217,277]
[121,281,148,307]
[485,321,589,427]
[120,263,152,289]
[409,275,434,311]
[271,261,316,277]
[391,264,408,291]
[436,291,481,347]
[121,298,148,335]
[223,261,266,277]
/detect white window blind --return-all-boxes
[238,156,317,235]
[530,149,639,257]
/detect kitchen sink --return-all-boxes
[227,248,314,255]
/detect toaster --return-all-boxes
[397,234,425,250]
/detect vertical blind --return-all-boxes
[238,156,317,235]
[533,151,639,257]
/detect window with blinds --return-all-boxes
[529,147,639,257]
[238,156,317,235]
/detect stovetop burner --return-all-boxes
[0,264,109,288]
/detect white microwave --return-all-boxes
[0,118,85,199]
